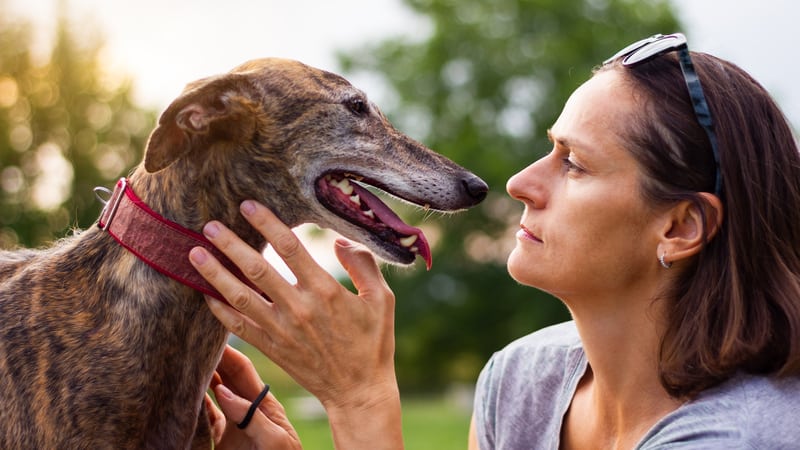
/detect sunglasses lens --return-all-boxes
[603,35,661,65]
[604,32,722,197]
[622,34,687,66]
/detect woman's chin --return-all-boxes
[506,249,534,286]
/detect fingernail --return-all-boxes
[189,247,208,265]
[335,238,353,248]
[240,200,256,216]
[216,384,235,400]
[204,221,220,239]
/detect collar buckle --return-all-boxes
[96,177,127,231]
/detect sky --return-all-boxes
[4,0,424,109]
[4,0,798,275]
[5,0,799,125]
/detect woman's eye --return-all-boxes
[561,157,584,173]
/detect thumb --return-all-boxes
[334,238,387,296]
[204,394,227,446]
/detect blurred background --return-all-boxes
[1,0,796,447]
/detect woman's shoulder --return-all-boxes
[476,320,585,404]
[474,321,586,450]
[640,373,800,448]
[479,321,583,383]
[703,374,800,438]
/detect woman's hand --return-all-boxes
[206,345,302,450]
[189,200,403,450]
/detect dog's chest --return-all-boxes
[0,230,225,448]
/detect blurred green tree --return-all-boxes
[338,0,680,390]
[0,8,155,248]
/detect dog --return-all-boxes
[0,58,487,449]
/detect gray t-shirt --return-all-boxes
[474,321,800,449]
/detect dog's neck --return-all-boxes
[97,177,261,303]
[89,174,246,446]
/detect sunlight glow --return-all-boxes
[31,143,74,211]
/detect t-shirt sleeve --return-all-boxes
[637,374,800,449]
[471,321,585,450]
[474,352,500,450]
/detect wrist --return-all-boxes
[324,380,404,450]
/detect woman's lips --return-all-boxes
[517,225,543,243]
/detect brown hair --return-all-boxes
[598,51,800,398]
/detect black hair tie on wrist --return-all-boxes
[237,383,270,429]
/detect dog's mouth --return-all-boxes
[315,173,432,269]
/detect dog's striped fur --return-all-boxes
[0,58,486,448]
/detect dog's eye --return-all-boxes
[347,98,369,116]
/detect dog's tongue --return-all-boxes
[350,182,432,270]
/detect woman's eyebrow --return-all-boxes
[547,128,595,155]
[547,128,571,149]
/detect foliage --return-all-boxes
[338,0,681,390]
[0,0,682,397]
[0,9,155,248]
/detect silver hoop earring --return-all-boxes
[659,253,672,269]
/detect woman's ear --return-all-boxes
[657,193,723,265]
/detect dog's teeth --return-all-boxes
[344,172,364,182]
[410,246,419,254]
[399,235,418,247]
[339,181,354,195]
[350,194,361,205]
[363,209,375,219]
[329,178,354,195]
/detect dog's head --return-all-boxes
[142,58,487,268]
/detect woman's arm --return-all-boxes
[468,414,480,450]
[189,200,404,450]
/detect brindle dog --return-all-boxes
[0,58,487,449]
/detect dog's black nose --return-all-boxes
[462,174,489,204]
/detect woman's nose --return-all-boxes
[506,158,548,209]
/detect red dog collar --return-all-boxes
[96,177,260,304]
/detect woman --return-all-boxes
[190,33,800,449]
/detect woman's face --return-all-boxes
[506,70,663,302]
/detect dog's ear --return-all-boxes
[144,75,258,173]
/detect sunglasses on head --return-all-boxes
[604,33,722,197]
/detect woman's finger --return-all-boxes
[205,394,227,446]
[198,219,297,306]
[214,383,268,429]
[213,384,301,450]
[204,295,276,350]
[240,200,337,289]
[334,238,392,300]
[189,243,277,332]
[216,345,266,401]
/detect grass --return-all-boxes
[287,395,472,449]
[234,341,473,449]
